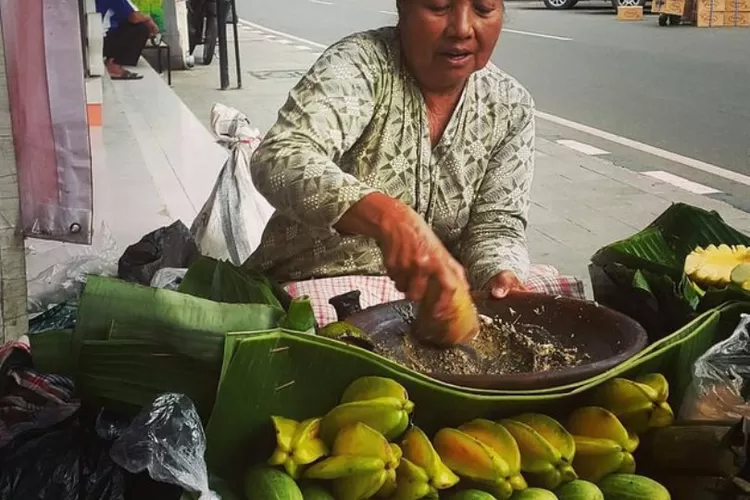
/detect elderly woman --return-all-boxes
[247,0,583,330]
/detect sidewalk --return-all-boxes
[170,24,750,297]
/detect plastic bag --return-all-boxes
[110,393,219,500]
[118,221,199,286]
[150,268,189,291]
[680,314,750,423]
[190,103,275,266]
[26,222,120,313]
[0,412,126,500]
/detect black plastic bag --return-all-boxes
[118,221,199,285]
[0,414,126,500]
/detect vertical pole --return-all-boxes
[217,0,229,90]
[230,0,241,89]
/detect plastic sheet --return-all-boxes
[118,221,199,286]
[0,412,126,500]
[680,314,750,423]
[190,103,275,266]
[0,0,93,245]
[110,393,219,500]
[26,223,120,314]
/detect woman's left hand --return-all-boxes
[488,270,527,299]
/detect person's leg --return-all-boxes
[104,22,151,67]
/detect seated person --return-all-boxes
[96,0,159,80]
[246,0,584,333]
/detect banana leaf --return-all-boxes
[28,329,74,376]
[72,275,286,369]
[178,256,291,310]
[205,302,750,488]
[76,340,218,420]
[590,203,750,339]
[592,203,750,279]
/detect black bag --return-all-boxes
[118,221,199,285]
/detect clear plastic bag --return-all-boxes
[151,268,189,291]
[26,222,120,314]
[680,314,750,424]
[109,393,219,500]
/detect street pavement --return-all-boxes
[168,17,750,297]
[229,0,750,213]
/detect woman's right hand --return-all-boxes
[336,192,470,315]
[375,202,470,317]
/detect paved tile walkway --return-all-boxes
[168,25,750,297]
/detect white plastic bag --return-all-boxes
[190,103,275,266]
[679,314,750,423]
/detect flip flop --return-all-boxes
[111,69,143,80]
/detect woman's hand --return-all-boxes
[335,193,469,314]
[378,204,469,313]
[488,270,527,299]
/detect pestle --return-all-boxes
[411,276,480,347]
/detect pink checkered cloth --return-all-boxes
[284,264,586,326]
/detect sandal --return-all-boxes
[111,69,143,80]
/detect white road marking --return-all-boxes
[277,39,292,44]
[557,139,610,156]
[310,0,333,4]
[236,19,750,191]
[538,111,750,187]
[643,170,722,195]
[237,19,327,49]
[504,29,573,41]
[295,45,311,50]
[379,10,398,15]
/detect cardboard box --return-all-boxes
[696,0,725,11]
[724,10,750,24]
[696,9,725,24]
[726,0,750,10]
[617,5,644,19]
[655,0,687,14]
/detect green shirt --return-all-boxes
[247,27,535,289]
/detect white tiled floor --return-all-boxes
[26,61,229,286]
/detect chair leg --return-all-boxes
[166,45,172,86]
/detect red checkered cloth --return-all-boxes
[284,264,586,327]
[0,340,79,449]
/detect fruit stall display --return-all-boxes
[202,302,750,499]
[236,375,673,499]
[590,203,750,340]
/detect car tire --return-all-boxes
[611,0,646,7]
[543,0,579,9]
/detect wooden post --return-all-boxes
[0,24,29,343]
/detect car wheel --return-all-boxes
[611,0,646,7]
[543,0,579,9]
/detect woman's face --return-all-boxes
[398,0,504,94]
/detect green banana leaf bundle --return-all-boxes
[205,301,750,488]
[26,266,314,423]
[178,256,293,310]
[590,203,750,340]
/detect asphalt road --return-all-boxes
[233,0,750,209]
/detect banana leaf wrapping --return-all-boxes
[58,272,317,422]
[590,203,750,340]
[205,301,750,491]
